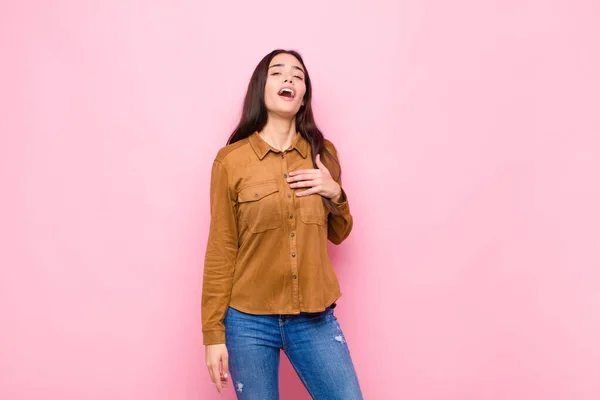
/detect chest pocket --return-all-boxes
[299,193,327,225]
[237,181,282,233]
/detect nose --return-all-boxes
[284,77,294,85]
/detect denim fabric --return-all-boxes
[223,305,363,400]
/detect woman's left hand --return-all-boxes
[287,154,342,202]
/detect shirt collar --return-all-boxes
[249,131,309,160]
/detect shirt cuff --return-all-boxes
[331,187,348,207]
[203,329,226,345]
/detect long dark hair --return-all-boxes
[227,49,342,214]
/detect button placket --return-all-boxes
[280,150,299,309]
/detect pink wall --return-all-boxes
[1,1,599,399]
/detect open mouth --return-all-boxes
[278,88,295,99]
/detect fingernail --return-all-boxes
[224,373,228,378]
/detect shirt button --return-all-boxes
[254,193,259,198]
[284,173,288,178]
[281,154,285,159]
[292,275,297,279]
[290,232,295,238]
[289,214,294,219]
[287,194,291,198]
[292,253,296,257]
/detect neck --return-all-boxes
[259,114,297,151]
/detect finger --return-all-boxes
[290,180,317,189]
[288,169,317,177]
[296,187,321,197]
[208,365,219,391]
[221,355,230,381]
[207,364,217,386]
[287,172,318,183]
[211,365,223,395]
[219,357,229,389]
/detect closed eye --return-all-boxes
[269,71,303,80]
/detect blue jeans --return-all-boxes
[223,305,363,400]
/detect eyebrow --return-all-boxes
[268,63,305,74]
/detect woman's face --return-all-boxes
[264,53,307,118]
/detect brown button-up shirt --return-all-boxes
[201,132,353,345]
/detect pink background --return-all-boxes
[1,1,599,399]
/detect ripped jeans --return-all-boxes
[223,305,363,400]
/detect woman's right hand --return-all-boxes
[206,344,230,396]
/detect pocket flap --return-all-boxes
[238,182,279,203]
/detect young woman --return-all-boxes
[202,49,362,399]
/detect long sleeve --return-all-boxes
[327,180,353,244]
[324,141,353,245]
[201,159,238,345]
